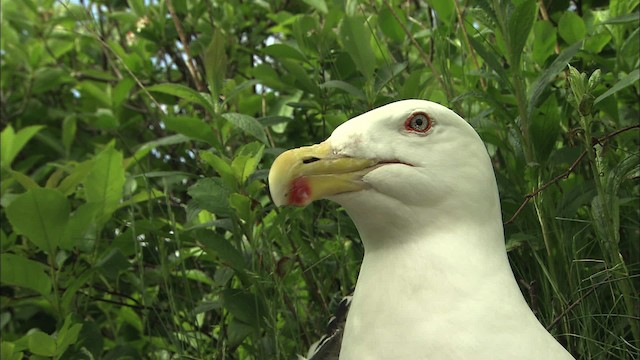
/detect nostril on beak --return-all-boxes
[302,157,321,164]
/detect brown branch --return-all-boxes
[166,0,206,92]
[537,1,560,55]
[505,124,640,225]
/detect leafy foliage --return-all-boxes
[1,0,638,359]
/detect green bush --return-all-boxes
[1,0,638,359]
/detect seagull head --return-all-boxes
[269,99,499,243]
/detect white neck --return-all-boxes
[335,192,573,360]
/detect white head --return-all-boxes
[269,99,501,247]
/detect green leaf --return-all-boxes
[527,41,582,119]
[55,314,83,356]
[76,321,103,358]
[426,0,454,25]
[84,144,125,225]
[231,142,265,184]
[558,12,586,44]
[251,64,289,91]
[0,253,51,296]
[339,16,376,79]
[200,151,236,188]
[263,43,306,62]
[93,108,118,130]
[57,159,94,196]
[585,31,612,54]
[467,35,510,88]
[187,178,233,216]
[222,288,266,328]
[532,20,557,65]
[375,62,407,92]
[530,96,561,161]
[1,341,23,360]
[379,7,405,43]
[118,306,143,333]
[197,229,247,271]
[132,134,192,162]
[229,193,251,221]
[204,31,227,98]
[147,83,214,114]
[302,0,328,14]
[163,115,218,145]
[61,270,95,314]
[6,188,69,253]
[32,67,74,94]
[1,125,44,168]
[595,69,640,105]
[319,80,366,99]
[62,115,77,153]
[79,81,111,108]
[28,330,56,357]
[607,154,639,201]
[127,0,145,16]
[60,203,100,250]
[227,318,255,348]
[9,169,40,190]
[220,113,268,144]
[600,12,640,24]
[280,59,319,95]
[112,77,136,110]
[222,79,260,105]
[97,249,131,278]
[507,0,537,66]
[172,269,214,285]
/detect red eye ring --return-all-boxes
[404,112,432,133]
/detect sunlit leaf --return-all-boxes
[339,16,376,79]
[204,31,227,98]
[163,115,218,145]
[558,12,586,44]
[0,125,44,168]
[147,83,214,113]
[221,113,268,144]
[28,330,56,357]
[84,143,125,225]
[507,0,536,66]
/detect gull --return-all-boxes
[269,99,575,360]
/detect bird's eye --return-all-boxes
[405,112,432,133]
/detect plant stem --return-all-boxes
[580,113,640,342]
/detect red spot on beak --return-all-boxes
[288,177,312,206]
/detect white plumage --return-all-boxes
[269,100,575,359]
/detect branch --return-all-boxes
[505,124,640,225]
[545,274,609,332]
[166,0,206,92]
[381,0,450,100]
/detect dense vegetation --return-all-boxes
[1,0,638,359]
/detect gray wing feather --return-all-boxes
[306,296,352,360]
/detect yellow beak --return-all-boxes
[268,141,378,207]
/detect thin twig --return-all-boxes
[58,1,166,113]
[453,1,486,90]
[505,124,640,225]
[381,0,450,100]
[545,274,612,332]
[166,0,206,92]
